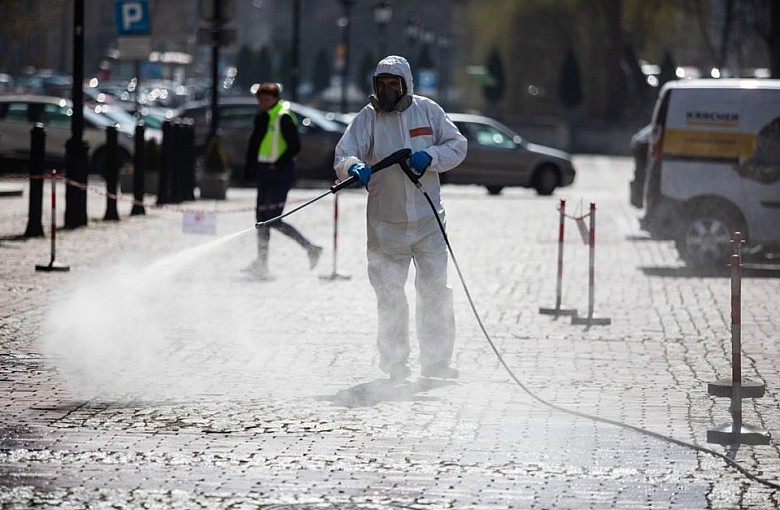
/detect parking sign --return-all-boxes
[115,0,150,35]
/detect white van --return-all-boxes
[640,79,780,267]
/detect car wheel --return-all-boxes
[676,208,742,268]
[533,164,559,195]
[486,185,503,195]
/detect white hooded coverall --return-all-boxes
[333,55,468,373]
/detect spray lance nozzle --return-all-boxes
[397,156,423,187]
[255,148,412,229]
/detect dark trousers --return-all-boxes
[254,161,312,269]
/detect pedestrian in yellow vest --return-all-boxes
[243,82,322,279]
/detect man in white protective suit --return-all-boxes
[333,55,467,381]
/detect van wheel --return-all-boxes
[486,185,503,195]
[676,209,742,268]
[534,165,559,195]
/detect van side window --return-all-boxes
[754,116,780,165]
[739,115,780,185]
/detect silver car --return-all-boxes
[0,95,137,174]
[447,113,576,195]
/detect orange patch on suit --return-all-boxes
[409,126,433,137]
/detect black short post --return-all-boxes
[171,119,183,204]
[103,125,120,221]
[157,119,173,205]
[182,118,196,201]
[131,122,146,215]
[24,123,46,238]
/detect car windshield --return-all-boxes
[91,103,139,129]
[456,118,523,149]
[83,107,114,128]
[286,102,344,133]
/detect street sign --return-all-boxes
[115,0,150,35]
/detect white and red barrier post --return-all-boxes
[320,191,351,281]
[706,231,769,445]
[539,197,577,316]
[35,169,70,272]
[572,202,610,326]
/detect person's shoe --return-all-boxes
[421,363,459,379]
[385,363,411,382]
[242,260,273,280]
[307,245,323,269]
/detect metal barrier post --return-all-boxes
[540,197,577,316]
[131,122,146,216]
[103,125,120,221]
[572,202,611,326]
[35,170,70,272]
[182,118,196,201]
[24,123,46,237]
[157,120,173,205]
[171,119,183,204]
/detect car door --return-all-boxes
[448,120,529,186]
[39,101,78,159]
[217,104,257,173]
[0,101,35,160]
[292,113,340,180]
[0,100,71,162]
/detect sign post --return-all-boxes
[115,0,151,115]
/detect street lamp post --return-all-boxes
[437,32,452,109]
[373,1,393,59]
[339,0,355,114]
[65,0,89,228]
[291,0,301,102]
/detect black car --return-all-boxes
[177,98,345,184]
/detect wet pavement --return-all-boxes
[1,156,779,509]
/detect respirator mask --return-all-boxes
[370,74,410,112]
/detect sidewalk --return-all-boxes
[1,158,779,508]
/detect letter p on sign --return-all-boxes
[116,0,150,35]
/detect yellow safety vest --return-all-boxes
[257,101,294,163]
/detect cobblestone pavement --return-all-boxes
[0,156,779,509]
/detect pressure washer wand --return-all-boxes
[255,148,412,228]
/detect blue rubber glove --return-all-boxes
[347,162,373,185]
[409,151,432,177]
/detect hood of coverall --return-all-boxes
[370,55,414,112]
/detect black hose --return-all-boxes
[414,181,780,491]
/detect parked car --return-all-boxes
[0,95,137,175]
[445,113,576,195]
[641,78,780,267]
[176,97,345,183]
